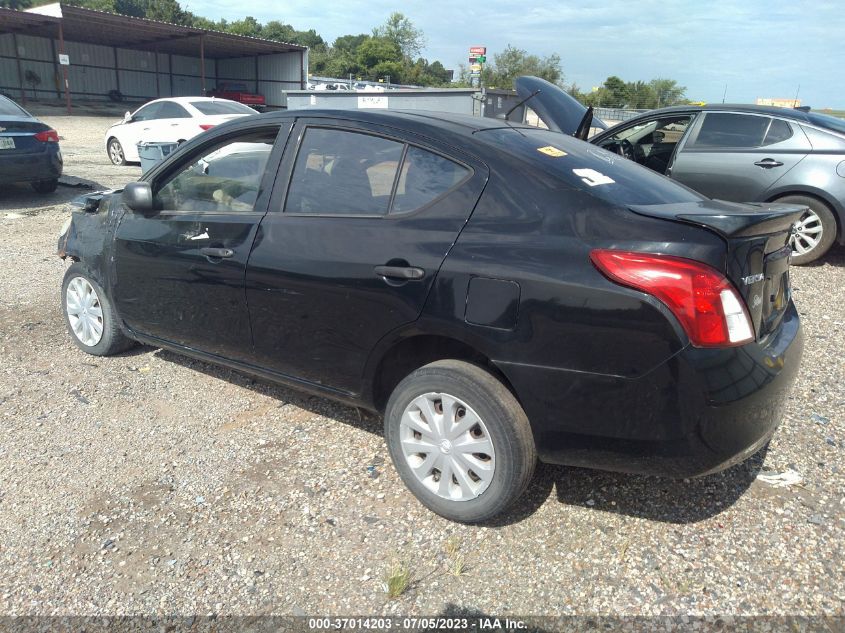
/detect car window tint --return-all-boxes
[158,102,191,119]
[285,128,403,215]
[690,113,770,148]
[155,129,277,213]
[762,119,793,145]
[132,102,162,122]
[190,101,256,116]
[392,146,470,213]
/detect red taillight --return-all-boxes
[34,129,59,142]
[590,249,754,347]
[199,124,215,131]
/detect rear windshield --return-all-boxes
[0,96,29,117]
[190,101,256,116]
[477,127,704,206]
[804,111,845,135]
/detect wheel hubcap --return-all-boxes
[109,142,123,164]
[399,392,495,502]
[790,209,823,256]
[66,277,104,347]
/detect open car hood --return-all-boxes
[514,76,607,138]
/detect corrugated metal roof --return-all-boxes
[0,3,306,58]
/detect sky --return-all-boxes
[189,0,845,108]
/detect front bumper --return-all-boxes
[498,301,803,477]
[0,147,62,185]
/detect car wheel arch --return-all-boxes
[766,188,843,242]
[367,333,520,413]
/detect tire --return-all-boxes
[31,178,58,193]
[61,263,134,356]
[107,137,127,166]
[384,359,536,523]
[775,195,837,265]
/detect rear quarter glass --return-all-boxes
[476,128,705,206]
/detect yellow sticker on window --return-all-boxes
[537,145,567,157]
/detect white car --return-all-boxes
[104,97,257,166]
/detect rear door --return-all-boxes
[111,122,288,360]
[670,112,811,201]
[153,101,195,142]
[245,119,488,394]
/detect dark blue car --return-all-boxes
[0,95,63,193]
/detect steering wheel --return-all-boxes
[615,138,636,160]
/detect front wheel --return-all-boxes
[776,195,837,265]
[61,263,134,356]
[384,360,536,523]
[107,137,127,166]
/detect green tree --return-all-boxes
[601,75,628,107]
[0,0,34,8]
[482,45,563,88]
[373,12,425,59]
[227,16,262,37]
[649,78,686,107]
[356,36,402,72]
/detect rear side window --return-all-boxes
[132,102,162,122]
[689,113,770,148]
[191,101,256,116]
[285,128,404,215]
[762,119,793,145]
[392,146,470,213]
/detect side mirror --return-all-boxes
[122,182,154,215]
[124,111,132,123]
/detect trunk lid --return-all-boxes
[629,199,805,340]
[0,116,50,153]
[514,76,607,137]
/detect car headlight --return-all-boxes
[59,216,72,238]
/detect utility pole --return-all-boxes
[722,84,727,103]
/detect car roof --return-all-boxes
[633,103,820,123]
[144,96,240,106]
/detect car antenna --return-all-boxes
[504,89,541,122]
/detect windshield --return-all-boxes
[0,96,29,117]
[805,111,845,135]
[190,101,256,116]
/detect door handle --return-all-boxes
[754,158,784,168]
[200,247,234,259]
[374,265,425,280]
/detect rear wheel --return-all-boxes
[61,263,134,356]
[31,179,58,193]
[107,137,127,166]
[384,360,536,523]
[775,195,837,265]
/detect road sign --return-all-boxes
[469,56,477,64]
[470,63,482,72]
[469,46,486,55]
[58,54,69,65]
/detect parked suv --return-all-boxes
[59,109,803,522]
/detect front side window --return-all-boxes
[158,102,191,119]
[689,113,771,148]
[598,116,693,173]
[285,128,404,215]
[191,101,257,116]
[132,102,162,122]
[155,129,277,213]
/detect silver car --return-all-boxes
[516,77,845,264]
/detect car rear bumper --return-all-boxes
[497,301,803,477]
[0,147,62,184]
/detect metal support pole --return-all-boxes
[113,45,120,98]
[12,32,25,105]
[199,33,205,95]
[57,22,71,113]
[154,45,160,97]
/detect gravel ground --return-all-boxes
[0,114,843,618]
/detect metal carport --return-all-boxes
[0,3,307,111]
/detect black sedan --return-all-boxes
[0,95,62,193]
[57,109,804,522]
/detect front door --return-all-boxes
[111,123,286,360]
[245,120,488,395]
[670,112,811,201]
